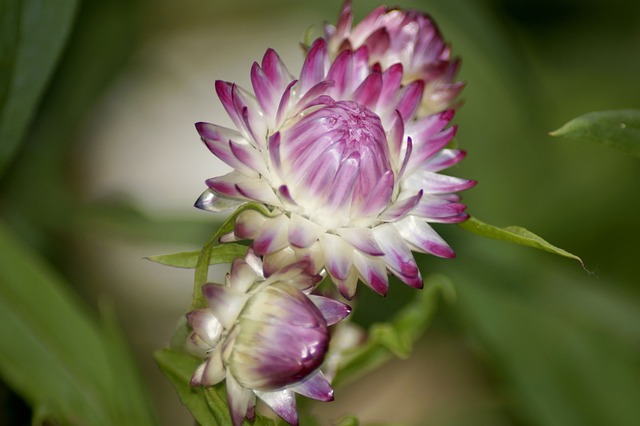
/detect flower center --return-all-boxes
[280,100,392,228]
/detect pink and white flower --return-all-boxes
[325,0,464,115]
[196,30,474,299]
[188,250,350,426]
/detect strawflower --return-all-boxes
[187,250,351,426]
[325,0,464,115]
[195,11,474,299]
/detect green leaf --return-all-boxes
[0,0,78,176]
[146,243,248,269]
[550,109,640,158]
[154,349,230,426]
[332,274,454,388]
[458,216,584,267]
[154,349,281,426]
[0,220,156,425]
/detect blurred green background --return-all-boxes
[1,0,639,425]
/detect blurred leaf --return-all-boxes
[99,301,159,425]
[75,200,220,245]
[0,0,78,177]
[0,220,156,425]
[146,243,248,269]
[334,416,359,426]
[332,274,454,388]
[458,216,584,267]
[453,249,640,426]
[550,109,640,158]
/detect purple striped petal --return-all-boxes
[226,372,254,426]
[275,80,297,127]
[308,295,352,326]
[423,149,466,172]
[379,190,423,221]
[215,81,245,132]
[234,209,267,240]
[332,268,359,300]
[251,61,276,117]
[288,213,325,248]
[254,390,298,426]
[408,125,457,170]
[206,171,251,199]
[409,172,477,194]
[371,224,422,288]
[252,214,290,255]
[395,216,455,258]
[228,255,262,292]
[202,284,249,329]
[352,71,382,108]
[380,63,404,108]
[363,27,391,58]
[354,170,394,217]
[194,188,245,212]
[352,251,389,296]
[197,122,258,177]
[228,139,269,177]
[320,233,354,281]
[326,152,360,210]
[326,49,353,94]
[300,38,328,94]
[336,227,384,256]
[386,110,405,167]
[289,370,334,402]
[234,178,282,207]
[186,309,223,348]
[395,80,425,121]
[407,109,455,142]
[191,350,225,386]
[411,195,468,220]
[262,48,293,88]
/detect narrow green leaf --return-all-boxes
[458,216,584,267]
[99,301,158,425]
[550,109,640,158]
[0,220,156,425]
[146,243,248,269]
[332,274,453,388]
[155,348,281,426]
[0,0,78,176]
[154,349,229,426]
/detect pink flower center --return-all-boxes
[280,100,392,227]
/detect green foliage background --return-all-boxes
[1,0,639,425]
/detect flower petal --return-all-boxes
[300,38,328,94]
[320,233,354,281]
[254,389,298,426]
[288,212,325,248]
[252,214,290,255]
[423,148,466,172]
[335,227,384,256]
[308,295,352,326]
[202,284,249,329]
[352,251,389,296]
[371,223,422,288]
[289,370,334,402]
[186,309,223,348]
[395,215,455,258]
[194,188,245,212]
[226,372,254,426]
[379,190,423,221]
